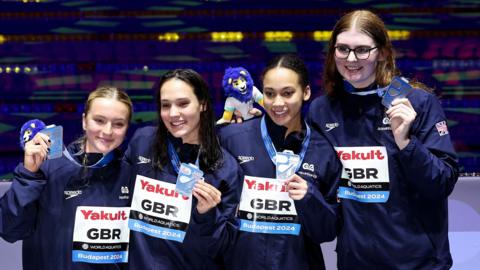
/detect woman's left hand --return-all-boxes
[285,174,308,200]
[386,98,417,150]
[193,180,222,214]
[232,108,263,123]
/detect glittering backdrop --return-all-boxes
[0,0,479,179]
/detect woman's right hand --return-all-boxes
[24,133,51,173]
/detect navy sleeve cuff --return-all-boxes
[397,136,417,156]
[192,207,217,225]
[294,182,317,210]
[15,164,45,180]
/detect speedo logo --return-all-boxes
[238,155,254,164]
[64,190,83,200]
[325,122,339,132]
[137,156,151,164]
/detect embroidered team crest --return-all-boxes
[435,121,449,136]
[382,116,391,125]
[119,186,130,200]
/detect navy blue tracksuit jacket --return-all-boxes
[307,87,459,270]
[218,115,342,270]
[124,126,242,270]
[0,143,130,270]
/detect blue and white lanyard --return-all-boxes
[343,80,388,97]
[167,140,200,174]
[343,77,410,97]
[260,116,311,173]
[63,148,114,168]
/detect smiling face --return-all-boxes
[82,97,129,154]
[335,28,382,88]
[159,78,204,144]
[262,67,310,133]
[233,77,248,93]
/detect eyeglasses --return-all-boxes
[334,45,378,60]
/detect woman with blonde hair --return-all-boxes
[0,87,133,270]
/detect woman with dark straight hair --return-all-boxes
[125,69,242,270]
[152,69,223,172]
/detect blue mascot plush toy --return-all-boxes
[20,119,46,149]
[216,67,264,124]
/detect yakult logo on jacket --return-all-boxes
[80,209,128,220]
[337,149,385,161]
[245,179,287,192]
[140,179,189,200]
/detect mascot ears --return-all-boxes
[222,67,255,102]
[20,119,46,149]
[227,71,247,85]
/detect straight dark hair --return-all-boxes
[153,69,223,172]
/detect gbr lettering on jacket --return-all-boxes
[335,147,389,183]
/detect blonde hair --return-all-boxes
[77,86,133,154]
[84,86,133,120]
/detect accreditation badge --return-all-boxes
[129,175,192,243]
[237,175,300,235]
[335,146,390,203]
[72,206,130,264]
